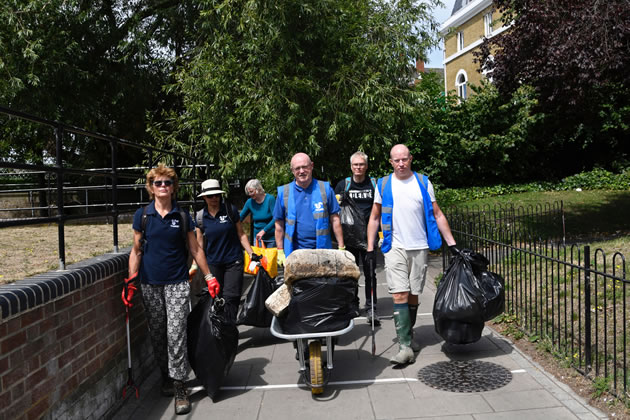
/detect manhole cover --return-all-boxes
[417,360,512,392]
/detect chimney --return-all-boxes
[416,60,425,73]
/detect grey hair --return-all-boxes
[350,151,368,164]
[244,179,264,194]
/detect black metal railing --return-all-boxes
[447,206,629,401]
[445,201,566,244]
[0,106,210,270]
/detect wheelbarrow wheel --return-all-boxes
[309,341,324,394]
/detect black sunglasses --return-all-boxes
[152,180,173,187]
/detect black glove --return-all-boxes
[365,250,376,270]
[250,253,262,262]
[449,245,461,256]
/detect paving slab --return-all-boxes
[111,254,608,420]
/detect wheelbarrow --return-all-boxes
[270,316,354,395]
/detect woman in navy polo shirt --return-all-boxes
[125,164,213,415]
[194,179,257,325]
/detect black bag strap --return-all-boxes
[195,209,204,234]
[179,209,190,252]
[224,200,238,225]
[140,205,149,252]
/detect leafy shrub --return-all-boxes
[436,167,630,206]
[558,168,630,191]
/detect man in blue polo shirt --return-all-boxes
[274,152,345,264]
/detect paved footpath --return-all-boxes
[113,255,608,420]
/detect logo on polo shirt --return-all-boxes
[170,219,180,228]
[219,215,229,223]
[313,201,324,212]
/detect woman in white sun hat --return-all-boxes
[192,179,258,324]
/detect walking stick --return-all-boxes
[122,306,139,399]
[369,258,376,356]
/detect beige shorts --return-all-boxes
[384,247,429,295]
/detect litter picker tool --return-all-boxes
[369,258,376,356]
[122,305,139,399]
[121,271,139,399]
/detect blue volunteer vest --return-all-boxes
[378,171,442,252]
[278,180,332,255]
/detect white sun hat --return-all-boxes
[197,179,226,197]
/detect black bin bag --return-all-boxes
[280,277,359,334]
[237,267,275,327]
[339,193,367,250]
[464,250,505,321]
[433,249,505,344]
[433,249,496,344]
[479,271,505,321]
[187,293,239,401]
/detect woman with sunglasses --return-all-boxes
[193,179,257,326]
[240,179,276,247]
[124,164,212,415]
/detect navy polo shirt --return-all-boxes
[273,179,340,250]
[132,201,193,285]
[195,203,243,265]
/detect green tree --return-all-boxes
[0,0,199,167]
[476,0,630,174]
[156,0,442,188]
[407,78,545,188]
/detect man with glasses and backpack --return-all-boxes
[334,151,380,325]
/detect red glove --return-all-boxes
[122,272,138,307]
[205,276,220,298]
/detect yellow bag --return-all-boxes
[244,239,278,278]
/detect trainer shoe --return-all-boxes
[366,307,381,326]
[173,380,191,415]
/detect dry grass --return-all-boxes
[0,223,134,284]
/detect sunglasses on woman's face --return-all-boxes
[152,180,173,187]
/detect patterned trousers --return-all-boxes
[141,282,190,381]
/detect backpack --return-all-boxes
[140,205,190,252]
[344,176,377,192]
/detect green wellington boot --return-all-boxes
[408,304,420,352]
[390,305,416,365]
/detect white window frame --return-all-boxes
[457,31,464,51]
[455,70,468,100]
[484,12,493,36]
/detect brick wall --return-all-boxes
[0,251,155,420]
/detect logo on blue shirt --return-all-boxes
[219,215,229,223]
[170,219,180,228]
[313,202,324,212]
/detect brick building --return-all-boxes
[439,0,511,99]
